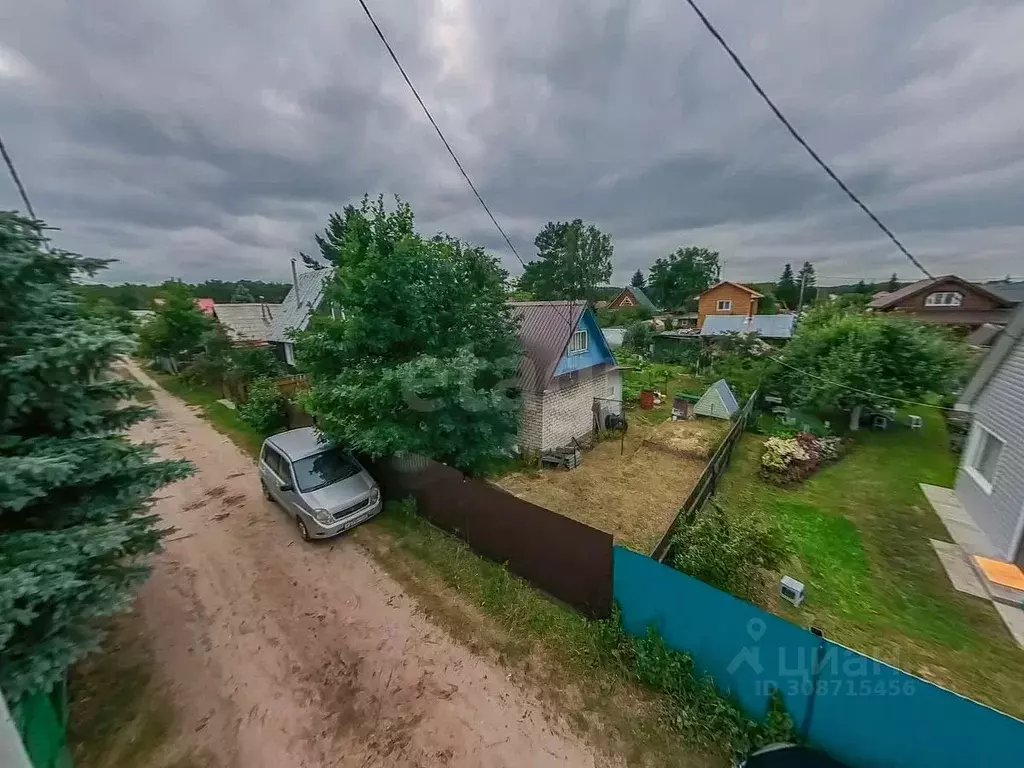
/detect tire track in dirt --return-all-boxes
[125,360,603,768]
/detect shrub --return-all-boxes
[623,321,654,355]
[818,436,843,463]
[594,606,797,757]
[670,503,789,601]
[761,433,842,485]
[232,346,284,381]
[237,377,286,434]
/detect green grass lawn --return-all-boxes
[146,369,267,458]
[716,410,1024,718]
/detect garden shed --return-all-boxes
[694,379,739,419]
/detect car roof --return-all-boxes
[265,427,334,461]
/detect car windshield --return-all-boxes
[292,448,360,493]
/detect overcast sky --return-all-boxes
[2,1,1023,286]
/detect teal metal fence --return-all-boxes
[613,546,1024,768]
[8,681,72,768]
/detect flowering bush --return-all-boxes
[818,436,843,463]
[761,433,842,485]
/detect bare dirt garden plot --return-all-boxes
[497,415,730,553]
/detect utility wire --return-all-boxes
[355,1,520,268]
[354,0,580,332]
[682,0,933,280]
[769,355,954,411]
[0,131,38,221]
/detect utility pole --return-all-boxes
[796,270,808,318]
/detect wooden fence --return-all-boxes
[368,457,614,618]
[275,374,310,398]
[650,389,759,561]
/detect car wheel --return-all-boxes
[261,480,273,501]
[296,517,311,542]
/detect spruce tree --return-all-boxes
[776,264,798,308]
[0,212,192,701]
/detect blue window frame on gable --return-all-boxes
[568,329,589,355]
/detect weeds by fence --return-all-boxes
[650,389,759,561]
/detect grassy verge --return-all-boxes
[69,610,209,768]
[146,369,266,458]
[354,502,793,766]
[716,409,1024,717]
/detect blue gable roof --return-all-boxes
[553,307,617,378]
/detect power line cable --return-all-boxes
[682,0,934,280]
[0,131,38,221]
[770,356,954,411]
[355,1,520,267]
[354,0,580,332]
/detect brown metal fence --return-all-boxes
[367,457,613,618]
[275,374,310,398]
[649,389,759,561]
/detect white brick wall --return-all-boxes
[518,390,545,454]
[518,368,622,453]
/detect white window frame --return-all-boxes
[717,299,733,311]
[568,329,589,355]
[925,291,963,307]
[283,341,296,366]
[964,423,1004,494]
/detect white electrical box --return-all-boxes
[780,576,805,607]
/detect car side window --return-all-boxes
[263,446,285,480]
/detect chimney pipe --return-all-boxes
[291,258,300,307]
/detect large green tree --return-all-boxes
[648,246,720,310]
[297,196,522,473]
[229,284,255,302]
[771,307,966,430]
[630,269,646,289]
[136,282,214,370]
[517,219,613,303]
[0,212,192,701]
[775,264,798,309]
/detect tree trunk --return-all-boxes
[849,404,862,432]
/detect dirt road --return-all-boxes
[124,361,601,768]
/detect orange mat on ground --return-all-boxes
[974,556,1024,590]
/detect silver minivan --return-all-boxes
[258,427,382,541]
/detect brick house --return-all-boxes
[509,301,622,453]
[868,275,1015,330]
[696,282,762,329]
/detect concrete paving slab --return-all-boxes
[992,602,1024,650]
[919,483,1000,558]
[930,539,988,599]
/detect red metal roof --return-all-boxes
[508,301,586,392]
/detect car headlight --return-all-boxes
[313,508,334,525]
[369,487,380,505]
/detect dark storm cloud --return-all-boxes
[2,0,1023,285]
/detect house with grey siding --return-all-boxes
[954,302,1024,566]
[269,264,335,367]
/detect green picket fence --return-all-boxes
[10,681,72,768]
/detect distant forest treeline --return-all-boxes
[76,279,293,308]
